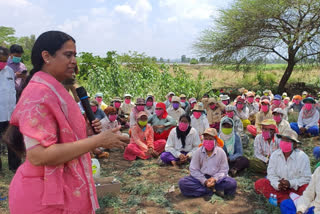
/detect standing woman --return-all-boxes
[5,31,129,214]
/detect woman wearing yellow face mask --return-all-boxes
[219,117,249,177]
[123,111,166,161]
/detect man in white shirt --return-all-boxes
[255,129,311,204]
[0,46,17,171]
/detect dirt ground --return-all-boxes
[1,135,319,214]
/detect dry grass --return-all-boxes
[179,65,320,89]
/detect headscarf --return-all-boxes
[156,102,168,119]
[219,117,235,155]
[293,95,302,100]
[176,114,192,148]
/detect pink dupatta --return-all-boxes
[10,71,99,212]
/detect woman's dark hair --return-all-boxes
[179,114,191,123]
[9,44,24,54]
[0,46,9,58]
[3,31,75,157]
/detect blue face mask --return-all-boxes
[12,56,21,63]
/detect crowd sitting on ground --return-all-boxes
[1,43,320,213]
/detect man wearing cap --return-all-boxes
[302,91,308,99]
[164,92,175,109]
[273,108,291,135]
[255,129,311,204]
[247,99,273,136]
[246,91,259,125]
[178,128,237,198]
[290,97,319,137]
[235,97,251,129]
[221,94,230,106]
[249,119,280,174]
[130,98,149,127]
[190,103,209,137]
[167,96,185,123]
[206,97,225,131]
[124,111,166,161]
[180,94,189,111]
[186,97,197,116]
[95,92,108,111]
[90,99,106,120]
[271,94,286,111]
[121,94,135,116]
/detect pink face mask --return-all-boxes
[190,103,196,109]
[261,105,269,112]
[179,122,189,132]
[96,97,103,103]
[108,114,117,122]
[210,104,216,110]
[136,106,145,112]
[193,111,202,119]
[146,101,153,107]
[91,106,98,113]
[280,140,293,153]
[0,62,7,70]
[293,99,300,105]
[273,100,281,106]
[273,115,281,123]
[304,103,313,111]
[247,97,254,103]
[155,109,163,117]
[125,98,131,104]
[262,130,271,140]
[203,140,215,151]
[284,100,289,105]
[114,102,121,108]
[168,97,172,102]
[222,100,229,105]
[255,98,260,103]
[226,111,234,118]
[236,103,244,110]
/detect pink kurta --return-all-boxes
[9,71,99,214]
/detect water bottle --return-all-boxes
[269,193,274,205]
[273,194,278,206]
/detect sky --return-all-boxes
[1,0,234,59]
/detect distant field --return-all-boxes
[177,64,320,90]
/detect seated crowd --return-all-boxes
[86,89,320,209]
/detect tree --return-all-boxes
[199,57,207,63]
[0,26,17,46]
[181,55,187,62]
[194,0,320,93]
[190,58,199,64]
[159,57,164,62]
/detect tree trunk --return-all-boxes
[278,60,295,94]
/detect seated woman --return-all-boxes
[124,111,166,161]
[247,99,273,137]
[90,99,106,120]
[290,97,319,137]
[246,91,259,125]
[160,114,200,167]
[95,92,108,111]
[111,97,129,130]
[186,97,197,116]
[190,103,209,138]
[235,97,251,129]
[272,108,291,134]
[219,117,249,177]
[249,119,280,174]
[271,94,286,111]
[225,105,249,147]
[288,95,304,113]
[206,97,225,131]
[121,93,135,116]
[130,98,149,127]
[280,167,320,214]
[255,129,312,204]
[178,128,237,197]
[148,102,176,141]
[145,95,155,115]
